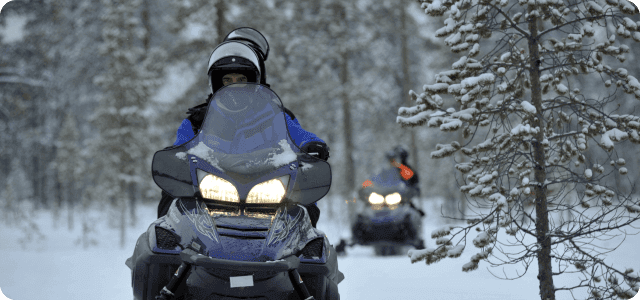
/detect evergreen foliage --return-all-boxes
[400,0,640,298]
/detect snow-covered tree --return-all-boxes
[54,113,82,230]
[399,0,640,298]
[91,0,163,247]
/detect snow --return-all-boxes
[619,167,628,175]
[397,111,431,126]
[269,140,297,167]
[511,124,539,136]
[601,128,629,150]
[521,101,536,114]
[500,52,511,62]
[175,152,187,160]
[426,0,447,16]
[431,225,454,238]
[187,142,221,169]
[1,198,639,300]
[440,118,462,131]
[556,83,568,94]
[452,56,468,69]
[447,245,465,258]
[472,231,492,248]
[0,14,29,44]
[153,63,199,104]
[628,76,640,90]
[478,174,494,184]
[461,73,495,89]
[424,83,449,93]
[488,193,507,207]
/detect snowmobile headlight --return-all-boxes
[368,192,384,205]
[385,192,402,205]
[246,176,289,204]
[199,173,240,203]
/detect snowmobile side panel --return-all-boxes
[129,231,183,300]
[152,145,196,198]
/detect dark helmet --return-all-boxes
[386,146,409,163]
[206,28,269,94]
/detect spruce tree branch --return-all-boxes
[538,13,619,39]
[486,3,531,38]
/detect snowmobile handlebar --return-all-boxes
[179,248,301,272]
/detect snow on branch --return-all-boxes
[398,104,427,117]
[447,245,465,258]
[460,73,496,89]
[510,124,540,137]
[431,225,455,238]
[397,111,431,127]
[600,128,629,151]
[431,142,461,158]
[520,101,536,114]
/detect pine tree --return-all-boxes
[54,113,82,230]
[399,0,640,298]
[92,0,161,247]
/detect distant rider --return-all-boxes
[385,146,424,215]
[157,28,329,227]
[385,146,420,194]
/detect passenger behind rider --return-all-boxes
[384,146,424,216]
[157,28,329,227]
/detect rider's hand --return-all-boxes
[301,141,330,160]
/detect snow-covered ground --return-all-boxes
[0,199,639,300]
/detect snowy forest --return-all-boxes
[1,0,640,299]
[0,0,447,244]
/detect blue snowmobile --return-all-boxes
[337,168,425,256]
[126,83,343,300]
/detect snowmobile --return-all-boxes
[126,83,343,300]
[337,168,425,256]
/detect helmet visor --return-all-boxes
[225,28,269,60]
[207,42,262,76]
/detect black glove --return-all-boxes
[301,141,330,160]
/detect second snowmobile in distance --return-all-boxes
[126,83,343,300]
[338,167,425,256]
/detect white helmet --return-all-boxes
[207,41,262,94]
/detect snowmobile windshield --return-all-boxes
[370,168,404,189]
[151,83,331,204]
[194,83,298,176]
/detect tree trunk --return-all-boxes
[527,13,555,300]
[340,51,356,218]
[129,182,137,227]
[67,181,74,231]
[216,0,227,43]
[119,189,127,248]
[142,0,150,51]
[399,2,421,184]
[54,177,62,225]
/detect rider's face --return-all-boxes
[222,73,248,86]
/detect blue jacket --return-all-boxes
[172,111,325,147]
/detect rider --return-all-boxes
[385,146,420,194]
[157,28,329,227]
